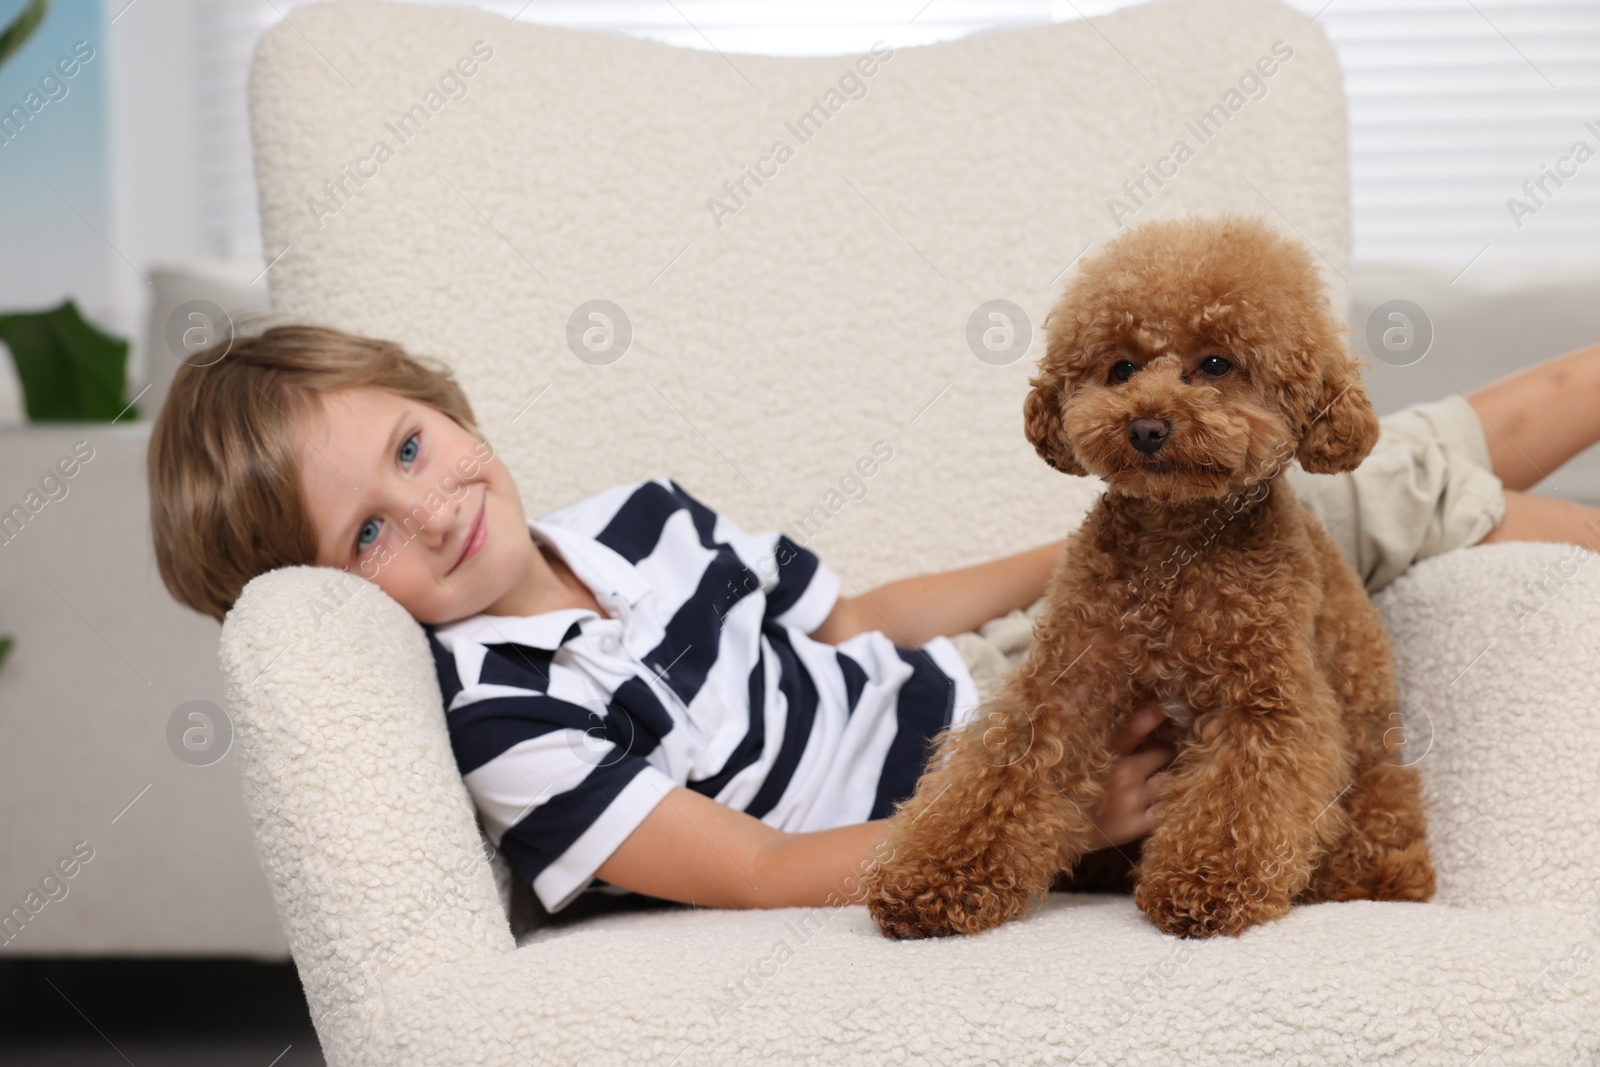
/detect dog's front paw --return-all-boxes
[863,860,1037,940]
[1134,866,1292,939]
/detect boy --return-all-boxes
[148,324,1600,917]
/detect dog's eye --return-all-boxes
[1198,356,1233,378]
[1109,360,1136,383]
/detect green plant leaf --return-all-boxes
[0,635,12,672]
[0,0,50,71]
[0,300,135,421]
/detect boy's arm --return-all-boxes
[811,539,1065,646]
[593,785,888,909]
[592,705,1174,910]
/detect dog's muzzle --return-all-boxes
[1128,417,1170,456]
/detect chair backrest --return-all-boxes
[235,2,1349,1061]
[249,0,1349,588]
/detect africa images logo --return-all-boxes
[705,42,894,229]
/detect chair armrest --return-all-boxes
[220,566,516,1066]
[1374,541,1600,916]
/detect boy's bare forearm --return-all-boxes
[595,787,890,910]
[849,539,1065,646]
[749,819,891,908]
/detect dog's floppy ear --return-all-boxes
[1296,352,1380,474]
[1024,359,1089,477]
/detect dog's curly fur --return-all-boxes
[862,213,1435,940]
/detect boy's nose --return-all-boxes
[411,503,451,551]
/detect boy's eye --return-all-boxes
[353,431,422,556]
[1109,360,1136,383]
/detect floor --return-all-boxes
[0,958,325,1066]
[0,1040,325,1066]
[0,896,678,1065]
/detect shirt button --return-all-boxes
[600,634,620,654]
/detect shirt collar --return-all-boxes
[427,516,650,652]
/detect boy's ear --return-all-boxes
[1023,361,1089,477]
[1296,354,1380,474]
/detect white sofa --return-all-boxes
[4,279,1597,965]
[210,0,1600,1062]
[3,268,1597,966]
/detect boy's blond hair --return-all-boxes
[147,323,481,623]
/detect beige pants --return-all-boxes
[951,395,1508,705]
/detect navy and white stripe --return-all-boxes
[424,477,978,914]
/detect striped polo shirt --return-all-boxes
[423,477,979,914]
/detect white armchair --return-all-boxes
[224,2,1600,1062]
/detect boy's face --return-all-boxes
[296,386,551,625]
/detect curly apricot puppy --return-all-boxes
[862,213,1435,940]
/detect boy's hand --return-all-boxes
[1089,704,1178,850]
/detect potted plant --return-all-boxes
[0,299,138,422]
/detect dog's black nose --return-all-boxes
[1128,418,1170,455]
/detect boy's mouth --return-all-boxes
[450,494,488,574]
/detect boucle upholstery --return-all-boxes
[227,1,1600,1062]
